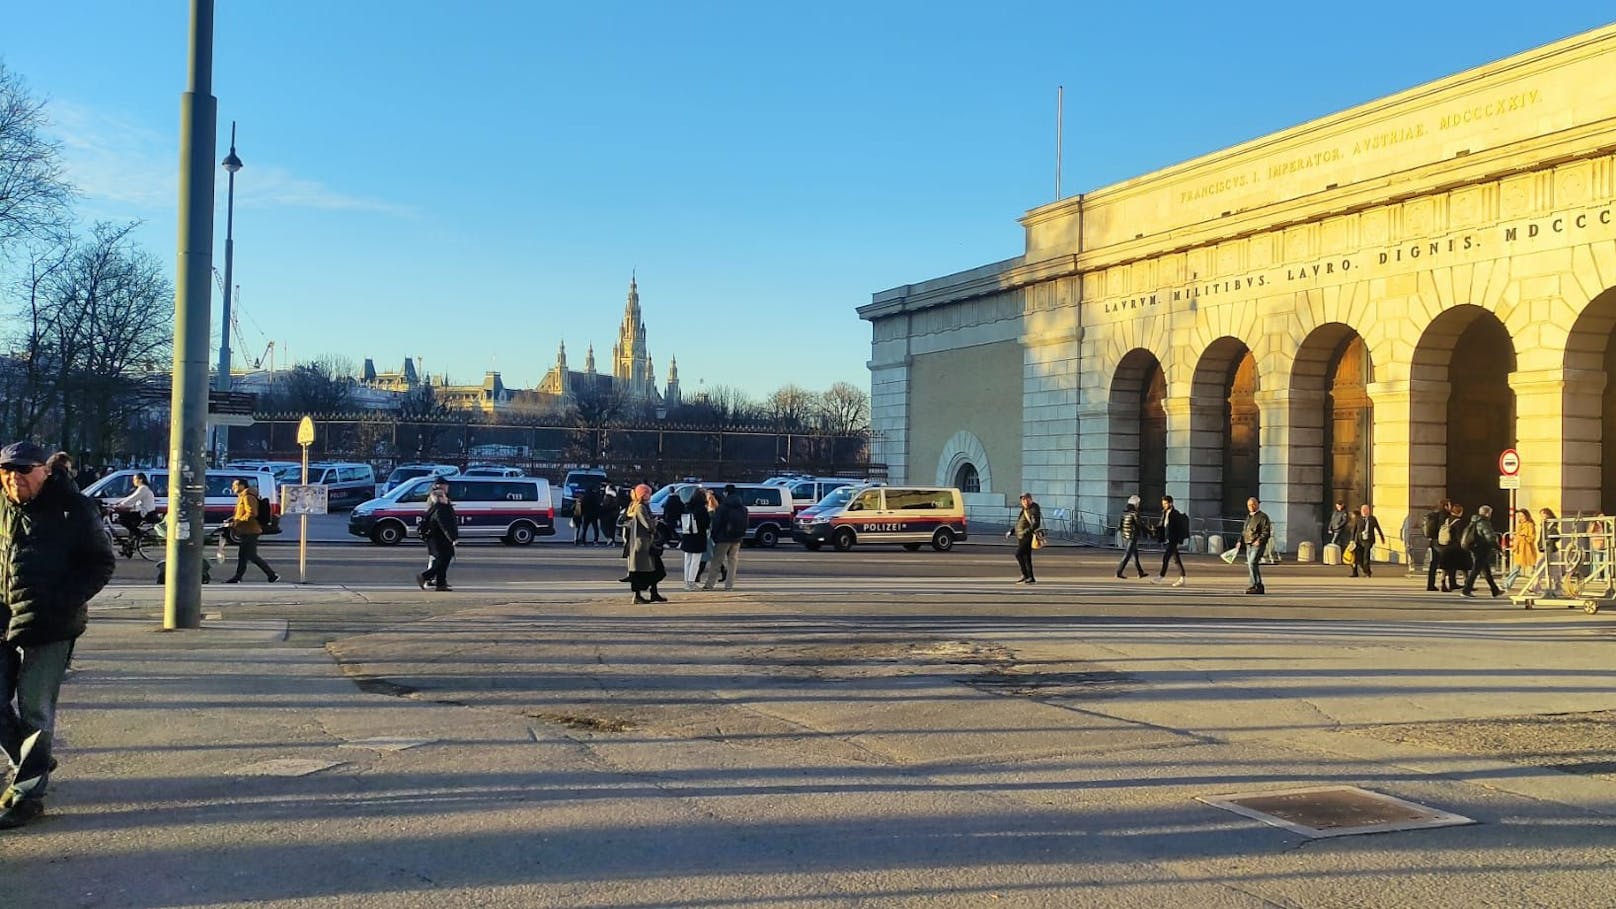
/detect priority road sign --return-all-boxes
[1498,448,1521,476]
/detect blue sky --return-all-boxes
[6,3,1614,397]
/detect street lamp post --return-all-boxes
[214,122,243,464]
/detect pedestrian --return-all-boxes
[1503,506,1539,590]
[1539,507,1561,595]
[1348,504,1386,578]
[695,488,726,586]
[677,486,709,590]
[0,440,116,829]
[703,484,747,591]
[1006,492,1041,584]
[111,471,157,553]
[1239,496,1272,595]
[1149,495,1190,586]
[597,485,620,546]
[224,478,278,584]
[415,479,458,592]
[620,484,667,603]
[1115,494,1147,579]
[579,485,600,545]
[1327,501,1350,552]
[571,495,586,545]
[1437,502,1468,592]
[44,452,73,486]
[1422,498,1451,591]
[1460,504,1503,598]
[1589,512,1610,591]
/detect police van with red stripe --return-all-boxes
[793,485,967,552]
[349,475,555,546]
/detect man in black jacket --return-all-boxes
[0,441,116,829]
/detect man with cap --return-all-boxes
[0,441,116,829]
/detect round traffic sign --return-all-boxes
[1498,448,1521,476]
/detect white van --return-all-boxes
[793,485,967,552]
[301,462,379,511]
[349,475,556,546]
[84,468,281,536]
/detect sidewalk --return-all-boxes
[6,584,1614,907]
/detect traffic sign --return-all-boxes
[296,416,316,446]
[1498,475,1521,490]
[1498,448,1521,476]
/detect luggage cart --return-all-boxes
[1511,514,1611,615]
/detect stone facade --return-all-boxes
[860,25,1616,559]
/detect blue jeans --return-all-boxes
[0,639,75,802]
[1246,542,1265,589]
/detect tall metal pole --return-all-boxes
[165,0,218,630]
[215,122,242,464]
[1055,85,1063,201]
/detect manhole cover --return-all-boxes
[1198,786,1475,838]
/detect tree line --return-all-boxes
[0,63,174,462]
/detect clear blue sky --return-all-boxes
[7,3,1613,397]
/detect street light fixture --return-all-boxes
[214,121,243,464]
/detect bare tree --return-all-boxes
[264,354,358,414]
[765,384,817,430]
[816,381,870,435]
[0,62,71,255]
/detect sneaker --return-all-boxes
[1171,577,1185,588]
[1460,590,1476,598]
[1149,576,1163,585]
[223,577,240,584]
[0,796,43,830]
[266,574,279,583]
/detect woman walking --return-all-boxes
[1504,507,1539,590]
[1115,495,1146,579]
[621,484,668,604]
[678,486,710,589]
[416,479,457,591]
[1538,507,1561,595]
[696,487,727,587]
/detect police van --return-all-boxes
[349,475,556,546]
[300,462,379,510]
[793,485,967,552]
[84,468,280,537]
[648,482,796,548]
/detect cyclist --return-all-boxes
[112,472,156,551]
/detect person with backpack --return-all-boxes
[570,495,587,546]
[1150,494,1190,587]
[1348,503,1386,578]
[703,484,749,591]
[1115,495,1147,579]
[224,478,278,584]
[1422,499,1451,591]
[1437,502,1468,592]
[1460,504,1502,598]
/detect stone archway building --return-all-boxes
[859,25,1616,558]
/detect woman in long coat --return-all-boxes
[678,486,710,589]
[1505,507,1540,590]
[417,481,458,591]
[621,484,667,604]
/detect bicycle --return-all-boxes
[104,507,162,561]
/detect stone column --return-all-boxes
[1022,327,1081,513]
[1511,366,1606,516]
[1177,399,1226,529]
[1254,388,1328,553]
[1075,400,1120,525]
[1365,380,1414,565]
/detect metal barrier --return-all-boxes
[1510,514,1611,614]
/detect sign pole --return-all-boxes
[298,416,314,583]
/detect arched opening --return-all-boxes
[1189,338,1260,524]
[954,462,981,493]
[1290,323,1373,542]
[1109,349,1166,507]
[1561,286,1616,515]
[1410,305,1517,518]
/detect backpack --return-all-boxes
[255,493,275,531]
[1459,520,1478,551]
[1421,510,1443,542]
[1437,518,1455,547]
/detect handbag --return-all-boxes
[1343,541,1358,565]
[1031,529,1047,550]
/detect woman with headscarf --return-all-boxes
[621,484,668,604]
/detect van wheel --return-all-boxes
[931,528,956,552]
[372,521,405,546]
[902,542,923,551]
[833,528,856,552]
[508,522,536,546]
[803,541,823,551]
[756,525,780,548]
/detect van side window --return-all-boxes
[790,482,816,502]
[931,490,957,510]
[399,483,431,504]
[447,481,474,501]
[886,489,934,510]
[496,481,536,502]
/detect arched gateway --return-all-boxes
[861,25,1616,559]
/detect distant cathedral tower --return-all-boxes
[666,356,682,405]
[611,275,654,399]
[585,343,596,375]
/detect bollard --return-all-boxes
[1207,534,1225,555]
[1297,540,1316,563]
[1322,542,1341,565]
[1189,533,1206,554]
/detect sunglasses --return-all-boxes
[0,463,40,474]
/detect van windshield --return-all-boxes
[813,485,857,512]
[388,467,434,485]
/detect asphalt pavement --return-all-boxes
[7,546,1615,908]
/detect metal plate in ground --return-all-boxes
[338,736,435,752]
[232,759,345,777]
[1198,785,1475,838]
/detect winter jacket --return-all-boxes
[421,500,459,551]
[1327,509,1350,545]
[1465,514,1499,552]
[1241,509,1273,550]
[1354,515,1385,546]
[1,475,117,646]
[1118,509,1139,541]
[1158,508,1190,546]
[679,499,710,554]
[1512,520,1539,568]
[711,494,749,543]
[233,489,263,536]
[622,508,657,573]
[1013,502,1042,540]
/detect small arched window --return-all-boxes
[954,462,980,493]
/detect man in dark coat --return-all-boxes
[703,485,749,591]
[416,479,459,592]
[0,441,116,829]
[578,485,600,545]
[1240,497,1273,595]
[1349,504,1386,578]
[1423,499,1452,591]
[1461,505,1503,598]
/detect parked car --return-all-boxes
[297,462,379,510]
[349,475,556,546]
[382,463,460,495]
[794,485,966,552]
[84,468,280,540]
[561,468,608,512]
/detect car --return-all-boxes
[463,465,525,478]
[649,481,795,548]
[382,463,460,495]
[561,468,608,512]
[297,462,379,511]
[793,485,967,552]
[349,475,556,546]
[84,468,281,540]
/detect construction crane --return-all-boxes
[211,267,277,372]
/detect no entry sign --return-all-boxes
[1498,448,1521,476]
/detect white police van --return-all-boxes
[793,485,967,552]
[349,475,556,546]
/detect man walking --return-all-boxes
[224,478,278,584]
[1150,495,1189,587]
[1461,504,1503,598]
[1327,501,1350,552]
[579,485,600,545]
[0,441,116,829]
[702,484,748,591]
[1241,497,1272,594]
[1008,492,1041,584]
[1115,494,1147,579]
[1422,498,1451,591]
[1349,503,1386,578]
